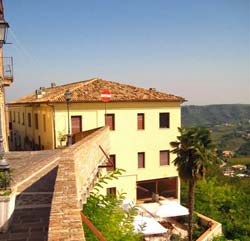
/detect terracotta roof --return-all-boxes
[8,78,186,105]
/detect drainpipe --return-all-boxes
[31,105,34,150]
[46,103,56,149]
[24,105,27,149]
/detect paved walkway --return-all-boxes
[5,150,61,188]
[0,151,59,241]
[0,206,51,241]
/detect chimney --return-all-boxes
[39,87,46,95]
[51,82,56,88]
[35,89,43,99]
[149,88,156,91]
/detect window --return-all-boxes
[9,111,12,122]
[105,114,115,130]
[71,116,82,134]
[18,112,20,124]
[18,136,21,147]
[22,112,25,125]
[160,150,170,166]
[38,136,41,150]
[138,152,145,168]
[35,113,39,129]
[28,113,32,127]
[107,154,116,171]
[159,113,170,128]
[137,113,145,130]
[107,187,116,196]
[43,114,46,132]
[13,111,15,122]
[137,177,178,200]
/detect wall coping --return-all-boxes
[196,213,222,241]
[48,126,110,241]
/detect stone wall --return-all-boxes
[48,126,110,241]
[72,127,110,206]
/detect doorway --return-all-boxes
[71,116,82,134]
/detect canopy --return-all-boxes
[133,215,168,235]
[141,200,189,218]
[157,200,189,217]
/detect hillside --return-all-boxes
[181,104,250,127]
[181,104,250,154]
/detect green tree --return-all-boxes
[170,127,217,241]
[82,169,142,241]
[194,177,250,241]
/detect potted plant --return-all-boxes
[58,131,67,146]
[0,156,15,233]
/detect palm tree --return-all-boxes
[170,127,217,241]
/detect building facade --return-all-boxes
[8,78,185,202]
[0,0,13,152]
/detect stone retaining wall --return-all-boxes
[196,213,222,241]
[48,127,110,241]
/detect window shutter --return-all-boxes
[105,114,115,130]
[107,155,116,171]
[160,150,170,165]
[138,152,145,168]
[107,187,116,196]
[28,113,32,127]
[137,113,144,130]
[71,116,82,134]
[35,113,39,129]
[159,113,170,128]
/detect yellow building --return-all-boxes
[0,0,13,151]
[8,78,185,202]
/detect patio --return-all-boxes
[133,199,189,240]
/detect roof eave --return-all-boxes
[8,98,186,106]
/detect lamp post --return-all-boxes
[0,0,9,48]
[0,19,8,48]
[64,89,72,146]
[0,0,10,189]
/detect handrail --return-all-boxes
[80,212,107,241]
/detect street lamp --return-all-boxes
[0,19,8,48]
[64,89,72,146]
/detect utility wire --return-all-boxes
[8,28,66,85]
[9,28,40,65]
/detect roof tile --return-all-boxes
[8,78,186,105]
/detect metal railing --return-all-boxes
[2,57,13,81]
[80,212,107,241]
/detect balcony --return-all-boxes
[2,57,13,86]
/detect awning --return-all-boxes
[140,200,189,218]
[133,215,168,235]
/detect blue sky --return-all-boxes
[3,0,250,104]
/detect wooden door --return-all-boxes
[71,116,82,134]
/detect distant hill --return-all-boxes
[181,104,250,154]
[181,104,250,127]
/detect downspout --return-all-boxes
[24,105,27,149]
[31,105,35,150]
[3,84,8,151]
[46,103,56,149]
